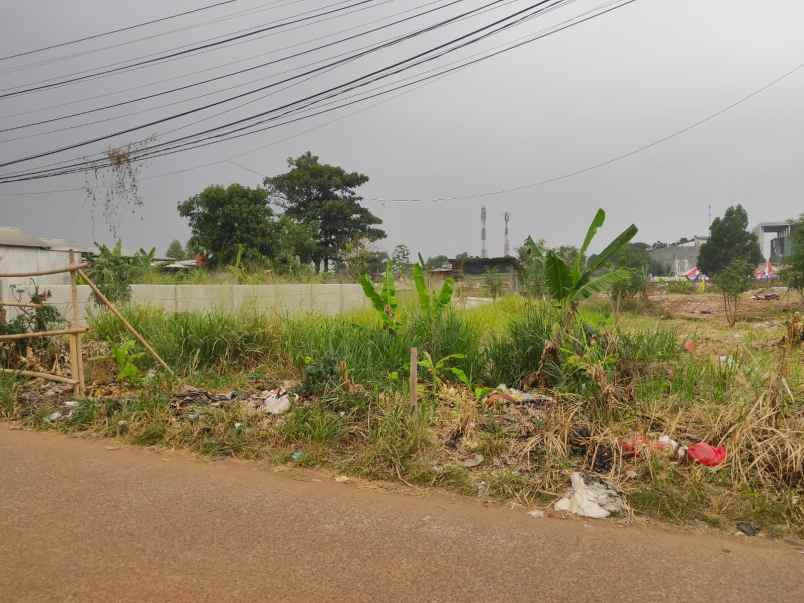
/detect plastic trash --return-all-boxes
[528,510,545,519]
[687,442,727,467]
[252,389,292,415]
[622,434,680,458]
[554,472,625,519]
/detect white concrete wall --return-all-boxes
[6,283,370,325]
[0,246,75,320]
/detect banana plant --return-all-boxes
[417,351,465,391]
[412,260,453,320]
[359,262,400,333]
[545,209,637,312]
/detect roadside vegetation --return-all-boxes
[2,208,802,538]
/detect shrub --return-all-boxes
[85,241,154,303]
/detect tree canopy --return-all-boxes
[165,240,185,260]
[178,184,275,267]
[264,152,385,271]
[698,205,763,277]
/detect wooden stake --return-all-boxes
[69,251,85,396]
[0,301,44,308]
[0,368,77,385]
[77,268,174,375]
[409,347,418,407]
[0,263,88,278]
[0,327,88,342]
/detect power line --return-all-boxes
[0,0,240,62]
[0,0,411,122]
[0,0,511,178]
[104,0,804,204]
[0,0,315,75]
[0,0,471,137]
[0,0,380,97]
[10,0,789,201]
[0,0,383,99]
[0,0,528,174]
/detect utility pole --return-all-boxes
[481,206,487,259]
[504,212,511,257]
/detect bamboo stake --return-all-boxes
[0,263,88,278]
[0,301,44,308]
[0,327,88,341]
[409,347,418,408]
[0,368,77,385]
[69,251,85,396]
[77,268,174,375]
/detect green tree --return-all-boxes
[782,215,804,298]
[165,239,185,260]
[264,152,385,271]
[273,215,319,270]
[698,205,763,277]
[606,242,652,302]
[178,184,275,267]
[425,254,449,269]
[713,259,753,327]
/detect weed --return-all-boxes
[280,405,346,445]
[0,374,18,417]
[112,339,144,384]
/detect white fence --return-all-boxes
[5,283,370,324]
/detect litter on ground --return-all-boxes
[554,472,625,519]
[687,442,727,467]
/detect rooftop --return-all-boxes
[0,227,49,249]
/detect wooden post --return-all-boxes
[69,251,85,396]
[77,268,174,375]
[409,347,418,408]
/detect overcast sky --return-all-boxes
[0,0,802,258]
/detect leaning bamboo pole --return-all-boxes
[77,269,174,375]
[69,251,85,396]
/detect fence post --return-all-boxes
[409,347,418,408]
[69,250,85,396]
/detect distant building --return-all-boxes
[648,237,707,277]
[427,256,521,293]
[753,222,791,261]
[0,226,165,302]
[0,227,83,289]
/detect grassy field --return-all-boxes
[1,290,802,536]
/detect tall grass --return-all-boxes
[88,306,277,370]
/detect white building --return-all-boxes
[0,227,85,283]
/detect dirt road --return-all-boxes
[1,425,801,602]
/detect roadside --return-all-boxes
[1,425,802,602]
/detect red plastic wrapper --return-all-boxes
[687,442,726,467]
